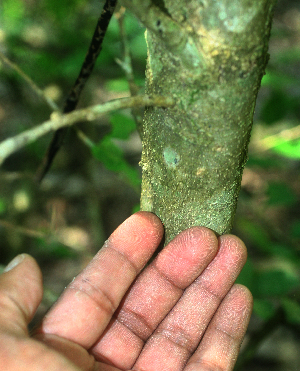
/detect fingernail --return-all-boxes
[3,254,26,272]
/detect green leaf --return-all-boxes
[105,78,129,92]
[267,181,297,206]
[281,298,300,325]
[253,298,276,320]
[261,70,300,89]
[109,113,136,139]
[255,269,299,297]
[130,33,147,60]
[104,15,122,40]
[124,12,145,37]
[2,0,25,34]
[91,137,141,187]
[92,137,125,172]
[271,138,300,159]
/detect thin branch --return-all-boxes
[115,7,144,136]
[37,0,118,181]
[0,219,90,258]
[63,0,119,114]
[75,128,95,148]
[0,51,59,112]
[0,219,45,239]
[252,122,300,152]
[0,95,174,166]
[115,7,140,97]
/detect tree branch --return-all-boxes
[0,95,174,166]
[119,0,200,68]
[251,122,300,153]
[115,7,144,137]
[0,51,59,112]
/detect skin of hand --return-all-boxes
[0,211,252,371]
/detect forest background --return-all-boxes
[0,0,300,370]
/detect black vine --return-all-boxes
[36,0,118,182]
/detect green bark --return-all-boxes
[123,0,277,243]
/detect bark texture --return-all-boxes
[123,0,277,243]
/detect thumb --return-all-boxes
[0,254,43,336]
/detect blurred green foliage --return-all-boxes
[233,7,300,365]
[239,11,300,332]
[267,181,297,206]
[0,0,300,368]
[90,112,141,188]
[0,0,145,261]
[1,0,145,184]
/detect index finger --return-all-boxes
[35,212,164,348]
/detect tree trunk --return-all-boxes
[122,0,277,244]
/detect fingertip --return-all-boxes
[232,284,254,310]
[184,226,219,247]
[132,211,164,239]
[219,284,254,337]
[154,226,219,288]
[0,254,43,333]
[3,253,42,283]
[168,226,219,259]
[170,225,218,246]
[218,234,248,266]
[101,212,165,275]
[19,254,43,290]
[109,211,164,256]
[3,254,26,273]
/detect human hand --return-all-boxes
[0,211,252,371]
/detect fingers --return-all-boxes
[0,254,43,336]
[184,285,253,371]
[131,234,248,371]
[91,227,219,369]
[36,211,164,349]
